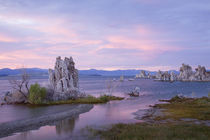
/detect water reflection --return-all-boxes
[56,115,79,135]
[0,78,210,140]
[16,131,32,140]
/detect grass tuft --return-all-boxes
[39,95,124,105]
[90,123,210,140]
[156,96,210,120]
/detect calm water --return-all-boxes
[0,76,210,140]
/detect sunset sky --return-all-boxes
[0,0,209,70]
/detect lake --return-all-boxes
[0,76,210,140]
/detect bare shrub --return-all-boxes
[105,79,119,95]
[9,68,30,98]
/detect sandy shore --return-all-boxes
[0,104,93,138]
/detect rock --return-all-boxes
[138,63,210,82]
[155,70,177,82]
[170,71,176,82]
[129,87,140,97]
[49,56,79,101]
[136,70,148,78]
[147,72,153,79]
[3,91,27,104]
[155,70,162,80]
[178,64,210,81]
[162,71,170,81]
[193,65,210,81]
[178,64,193,81]
[140,70,147,78]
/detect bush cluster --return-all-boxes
[29,83,46,104]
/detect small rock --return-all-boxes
[129,87,140,97]
[3,91,27,104]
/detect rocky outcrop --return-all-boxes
[2,91,27,105]
[128,87,140,97]
[155,70,162,80]
[49,56,79,100]
[178,64,210,81]
[178,64,193,81]
[192,65,210,81]
[162,71,170,81]
[155,71,176,82]
[147,72,154,79]
[136,70,148,78]
[155,64,210,82]
[170,71,177,82]
[135,64,209,82]
[190,65,210,81]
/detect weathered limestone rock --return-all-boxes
[194,65,207,80]
[49,56,79,100]
[136,70,148,78]
[3,91,27,104]
[177,64,210,81]
[129,87,140,97]
[155,70,162,80]
[189,65,210,81]
[170,71,177,82]
[162,71,170,81]
[138,63,209,82]
[155,70,176,81]
[140,70,147,78]
[178,64,193,81]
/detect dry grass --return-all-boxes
[42,95,124,105]
[90,123,210,140]
[155,96,210,120]
[88,96,210,140]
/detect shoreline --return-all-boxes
[0,104,93,138]
[141,106,210,126]
[88,96,210,139]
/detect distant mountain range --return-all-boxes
[0,68,48,77]
[0,68,180,77]
[80,69,144,76]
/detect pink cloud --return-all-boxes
[0,11,184,70]
[90,25,183,62]
[0,34,18,42]
[136,25,155,36]
[107,35,182,51]
[0,49,52,69]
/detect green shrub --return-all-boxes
[99,95,109,102]
[29,83,46,104]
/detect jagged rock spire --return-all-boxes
[48,56,79,94]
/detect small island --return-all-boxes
[1,56,124,106]
[0,56,124,138]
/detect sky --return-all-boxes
[0,0,209,70]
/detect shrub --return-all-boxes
[99,95,109,102]
[29,83,46,104]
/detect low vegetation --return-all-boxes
[45,95,124,105]
[156,95,210,120]
[89,95,210,140]
[90,123,210,140]
[25,82,124,105]
[28,83,47,104]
